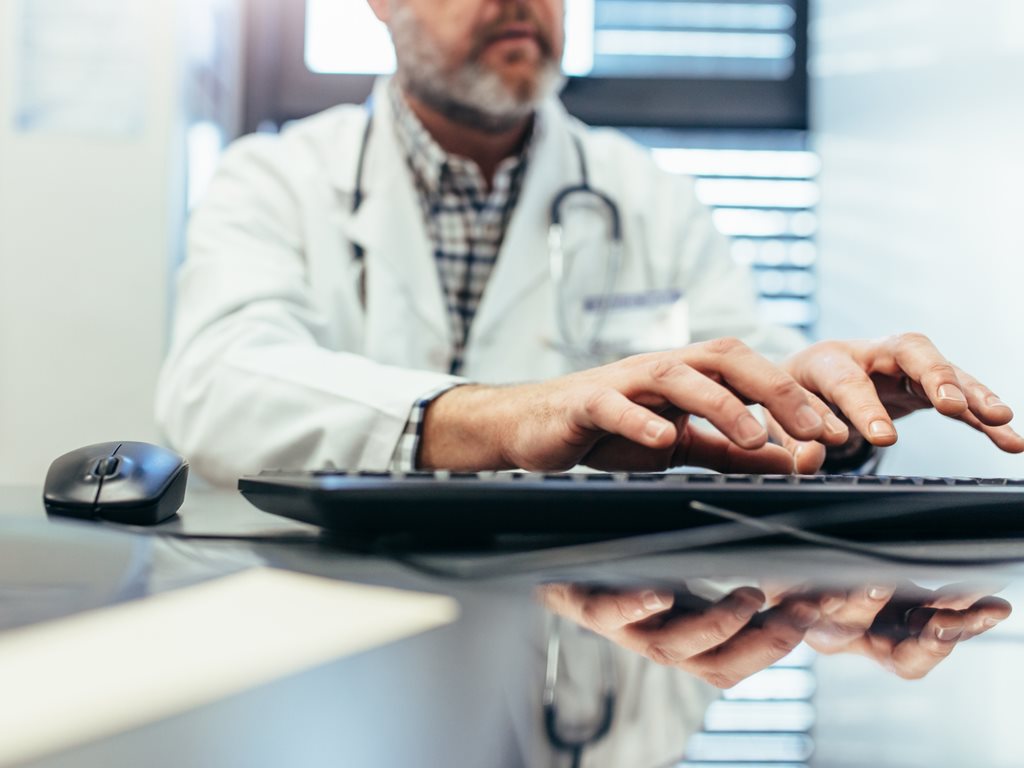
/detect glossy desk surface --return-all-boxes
[2,484,1024,768]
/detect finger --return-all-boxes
[689,600,820,689]
[929,582,1006,610]
[765,413,828,473]
[803,354,900,447]
[884,333,971,418]
[806,585,895,651]
[579,387,680,450]
[682,340,829,442]
[641,361,775,450]
[672,423,799,474]
[572,586,677,633]
[950,406,1024,454]
[960,596,1012,640]
[536,583,677,633]
[954,368,1015,427]
[891,608,964,680]
[624,587,766,664]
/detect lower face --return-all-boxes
[391,0,565,115]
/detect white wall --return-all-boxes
[811,0,1024,476]
[0,0,184,484]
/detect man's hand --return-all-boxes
[785,582,1012,679]
[540,581,1012,688]
[774,333,1024,473]
[420,338,850,472]
[538,583,822,689]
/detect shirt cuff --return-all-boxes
[389,383,463,471]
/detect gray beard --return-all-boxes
[389,5,565,134]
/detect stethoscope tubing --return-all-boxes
[349,104,625,361]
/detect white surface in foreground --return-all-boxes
[0,567,459,767]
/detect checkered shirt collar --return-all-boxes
[388,81,533,197]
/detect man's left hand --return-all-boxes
[790,582,1011,679]
[772,333,1024,473]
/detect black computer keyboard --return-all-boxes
[238,471,1024,540]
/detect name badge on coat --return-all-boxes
[583,288,691,355]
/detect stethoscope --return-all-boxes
[349,108,625,361]
[544,616,617,768]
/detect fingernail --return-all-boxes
[936,625,964,641]
[869,420,896,439]
[793,444,811,472]
[868,586,893,601]
[986,395,1010,409]
[789,604,821,629]
[796,404,823,431]
[645,421,668,441]
[737,414,766,444]
[641,590,668,612]
[937,384,967,404]
[983,617,1002,628]
[825,413,848,436]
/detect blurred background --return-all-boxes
[1,4,1023,766]
[0,0,1022,481]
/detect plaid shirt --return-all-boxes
[388,83,534,470]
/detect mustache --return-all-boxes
[468,4,556,60]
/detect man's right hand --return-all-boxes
[419,338,851,473]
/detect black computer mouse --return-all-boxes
[43,441,188,525]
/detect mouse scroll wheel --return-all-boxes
[94,457,121,477]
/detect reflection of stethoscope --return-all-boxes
[544,617,616,768]
[349,111,625,360]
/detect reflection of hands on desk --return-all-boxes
[540,581,1012,687]
[537,583,822,689]
[769,333,1024,474]
[766,582,1012,679]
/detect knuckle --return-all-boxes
[704,388,736,414]
[645,642,681,667]
[925,361,956,380]
[834,370,867,390]
[582,388,615,418]
[828,620,869,640]
[579,601,607,632]
[766,373,802,400]
[614,599,639,627]
[649,357,687,383]
[701,669,737,690]
[766,633,800,658]
[700,617,733,646]
[899,331,929,347]
[854,400,885,419]
[705,336,745,356]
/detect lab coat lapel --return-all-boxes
[469,102,577,346]
[332,81,451,346]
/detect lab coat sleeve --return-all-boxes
[156,136,461,487]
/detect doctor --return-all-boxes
[156,0,1021,764]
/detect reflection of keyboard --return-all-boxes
[238,471,1024,539]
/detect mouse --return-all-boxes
[43,441,188,525]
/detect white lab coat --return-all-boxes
[156,78,805,767]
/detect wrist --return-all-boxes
[418,384,517,471]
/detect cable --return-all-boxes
[688,500,1024,568]
[90,496,1024,577]
[387,495,1024,580]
